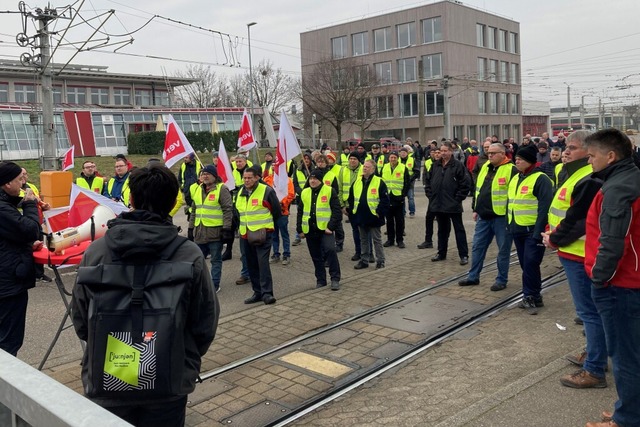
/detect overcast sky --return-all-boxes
[1,0,639,110]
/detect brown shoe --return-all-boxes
[560,369,607,389]
[585,421,619,427]
[235,276,249,285]
[601,412,613,422]
[566,351,587,366]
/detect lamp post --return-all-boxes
[398,44,412,141]
[247,22,257,160]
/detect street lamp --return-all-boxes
[247,22,257,158]
[398,44,412,141]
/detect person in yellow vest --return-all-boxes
[381,151,409,248]
[263,165,295,265]
[399,146,419,217]
[296,169,342,290]
[103,158,130,206]
[541,130,608,389]
[178,153,202,220]
[418,146,441,249]
[507,144,553,315]
[458,143,517,290]
[355,143,372,164]
[347,159,390,269]
[324,152,345,252]
[188,165,233,293]
[76,161,105,194]
[341,152,370,262]
[225,154,253,272]
[370,144,384,174]
[235,166,281,305]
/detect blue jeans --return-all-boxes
[593,285,640,427]
[404,182,415,215]
[560,257,607,377]
[512,234,545,298]
[272,215,291,258]
[198,241,223,291]
[239,238,250,278]
[467,216,511,285]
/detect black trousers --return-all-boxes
[240,233,274,297]
[386,203,405,244]
[307,232,341,285]
[435,212,469,259]
[334,220,345,248]
[0,292,28,356]
[424,209,436,243]
[105,395,187,427]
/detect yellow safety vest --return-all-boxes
[376,155,385,172]
[107,177,130,207]
[507,172,548,226]
[402,155,415,177]
[192,183,224,227]
[76,176,104,194]
[19,182,40,198]
[235,183,274,235]
[352,175,381,216]
[554,162,564,187]
[548,164,592,257]
[381,163,406,196]
[179,161,202,190]
[474,162,513,215]
[340,152,349,165]
[295,169,307,190]
[425,158,434,172]
[300,185,333,233]
[341,164,362,202]
[232,161,253,187]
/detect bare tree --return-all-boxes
[301,56,389,144]
[251,60,300,114]
[174,64,230,108]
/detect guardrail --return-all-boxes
[0,350,130,427]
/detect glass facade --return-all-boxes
[0,111,69,155]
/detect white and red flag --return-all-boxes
[274,110,301,201]
[216,139,236,191]
[237,108,257,152]
[61,145,75,171]
[163,115,195,168]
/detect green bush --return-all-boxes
[127,131,165,155]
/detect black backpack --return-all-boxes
[76,236,194,398]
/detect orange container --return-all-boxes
[40,171,73,207]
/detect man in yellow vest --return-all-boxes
[381,151,409,248]
[224,153,252,271]
[341,152,371,262]
[178,153,202,220]
[507,144,553,315]
[296,169,342,290]
[76,161,105,194]
[235,166,281,305]
[541,130,608,389]
[188,165,234,293]
[399,146,419,217]
[347,159,390,269]
[103,158,130,206]
[418,147,440,249]
[458,143,517,290]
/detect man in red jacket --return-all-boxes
[584,128,640,427]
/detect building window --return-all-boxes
[422,17,442,43]
[376,96,393,118]
[355,98,371,120]
[509,32,518,53]
[489,92,498,114]
[476,24,486,47]
[397,22,416,47]
[155,91,170,106]
[487,27,497,49]
[331,69,347,90]
[453,125,464,140]
[14,84,36,103]
[500,61,508,83]
[421,53,442,79]
[352,32,369,56]
[477,57,486,81]
[375,62,392,84]
[0,83,7,102]
[135,89,152,106]
[513,124,520,138]
[52,86,62,103]
[499,30,507,51]
[67,87,86,104]
[91,87,109,104]
[492,125,501,139]
[503,124,511,138]
[488,60,497,82]
[398,58,416,82]
[468,125,478,141]
[399,93,419,117]
[113,88,131,105]
[499,93,508,114]
[355,65,370,87]
[478,91,487,114]
[331,36,347,58]
[480,125,489,139]
[509,63,519,84]
[425,91,444,115]
[374,27,392,52]
[511,93,520,114]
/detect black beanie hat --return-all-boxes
[515,145,538,164]
[201,164,219,178]
[0,162,23,186]
[348,151,359,159]
[309,168,325,180]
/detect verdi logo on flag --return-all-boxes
[61,145,75,171]
[237,109,256,151]
[273,110,301,201]
[163,115,195,168]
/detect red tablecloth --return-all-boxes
[33,240,91,266]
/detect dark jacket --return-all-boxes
[539,159,562,181]
[71,210,219,404]
[507,166,553,239]
[348,174,389,227]
[424,158,471,213]
[103,173,129,201]
[473,160,518,219]
[296,185,342,235]
[0,189,41,298]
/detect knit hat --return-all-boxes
[309,168,325,180]
[515,145,538,164]
[399,147,408,153]
[0,162,23,186]
[201,164,219,178]
[389,150,399,157]
[348,151,359,159]
[326,152,337,163]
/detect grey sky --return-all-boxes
[1,0,638,110]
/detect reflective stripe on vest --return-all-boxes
[548,164,592,257]
[76,176,104,193]
[381,163,406,196]
[352,175,381,216]
[300,185,332,233]
[508,172,547,226]
[235,183,274,235]
[341,164,362,202]
[193,183,224,227]
[474,162,513,215]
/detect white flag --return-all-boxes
[217,139,236,191]
[163,115,195,168]
[274,110,301,201]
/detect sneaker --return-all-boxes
[351,253,361,261]
[417,241,433,249]
[397,242,406,249]
[316,282,327,288]
[375,262,385,269]
[458,278,480,286]
[518,296,544,308]
[354,261,369,269]
[490,282,507,291]
[270,255,281,264]
[409,213,415,218]
[459,256,469,265]
[560,369,607,389]
[282,257,290,266]
[37,274,53,283]
[335,245,343,253]
[215,287,221,294]
[235,276,250,285]
[368,255,375,263]
[292,238,302,246]
[520,296,539,315]
[383,241,394,247]
[566,351,587,367]
[330,281,340,291]
[574,316,584,325]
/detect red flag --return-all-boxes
[61,146,74,171]
[43,206,70,233]
[163,115,195,168]
[274,111,301,201]
[216,139,236,191]
[237,109,257,151]
[68,184,129,227]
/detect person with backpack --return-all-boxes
[71,164,219,427]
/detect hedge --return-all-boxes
[127,130,240,155]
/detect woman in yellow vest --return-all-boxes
[507,145,553,315]
[296,169,342,290]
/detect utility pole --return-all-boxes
[598,98,603,129]
[567,85,572,130]
[442,75,450,140]
[417,60,425,145]
[580,95,585,128]
[36,10,57,171]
